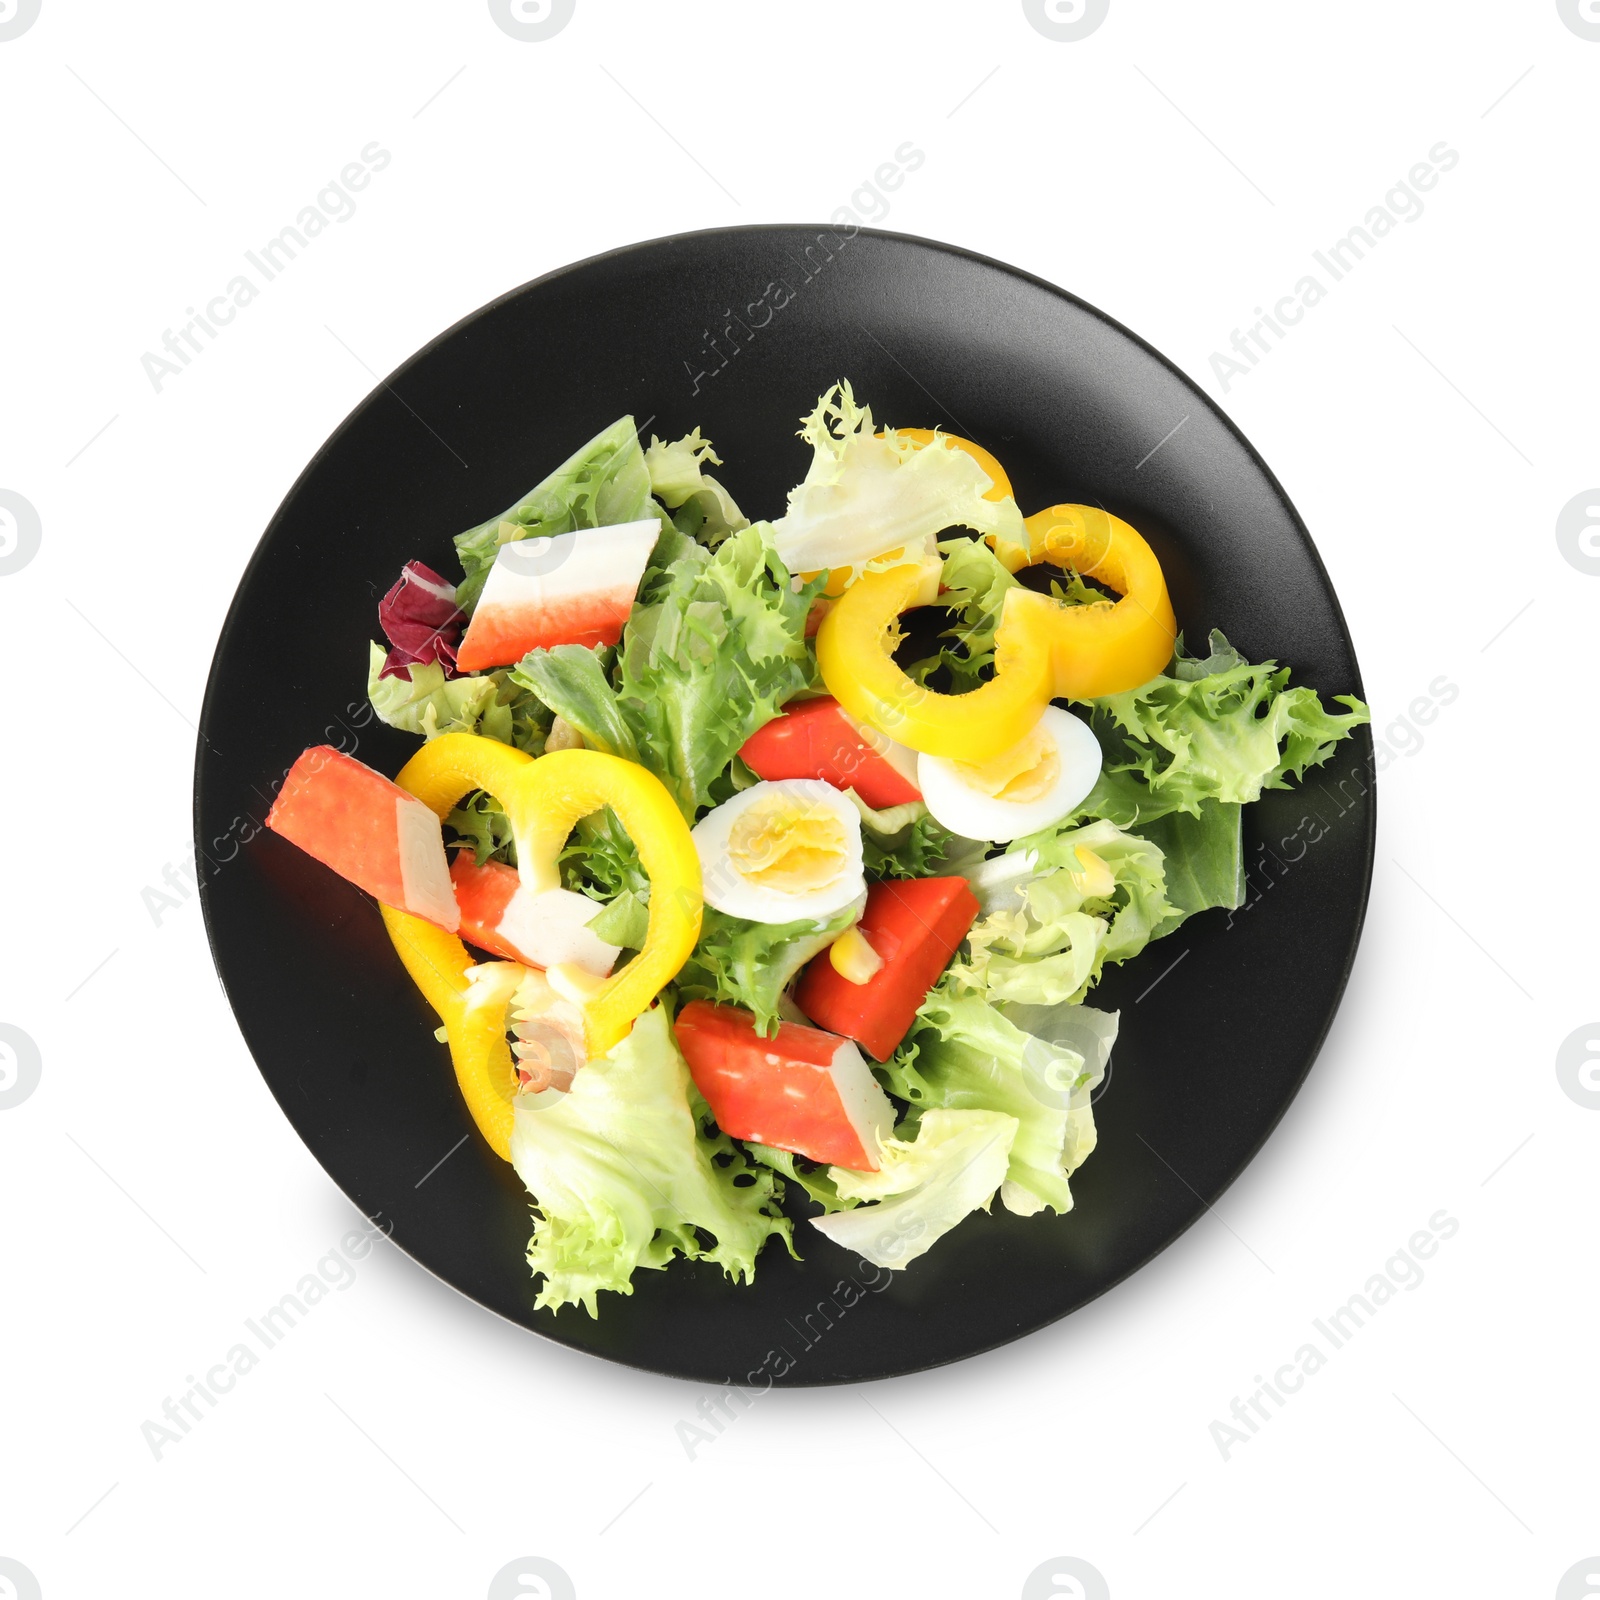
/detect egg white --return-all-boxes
[692,779,867,925]
[917,706,1102,843]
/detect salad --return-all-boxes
[264,382,1369,1317]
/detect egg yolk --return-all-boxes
[950,724,1061,805]
[727,794,849,892]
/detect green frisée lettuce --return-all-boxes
[906,537,1020,692]
[512,524,816,819]
[744,1145,853,1213]
[675,898,863,1035]
[645,429,748,545]
[949,820,1173,1007]
[510,1007,792,1316]
[453,415,659,613]
[770,382,1028,576]
[1074,631,1369,827]
[616,523,818,817]
[811,1110,1018,1269]
[882,991,1101,1217]
[848,793,955,881]
[367,643,551,749]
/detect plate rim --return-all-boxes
[194,223,1376,1385]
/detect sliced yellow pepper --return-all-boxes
[1006,504,1177,699]
[380,904,521,1159]
[381,733,702,1149]
[816,436,1179,754]
[816,561,1058,762]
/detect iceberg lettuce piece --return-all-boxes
[811,1110,1018,1269]
[770,382,1027,577]
[510,1007,792,1316]
[883,991,1101,1216]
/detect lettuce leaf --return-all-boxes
[848,793,955,881]
[770,382,1028,576]
[905,537,1020,692]
[616,522,818,818]
[882,991,1101,1216]
[674,898,862,1035]
[509,1007,792,1315]
[811,1110,1018,1269]
[644,429,748,546]
[1134,801,1244,933]
[948,820,1173,1006]
[1074,631,1370,826]
[744,1144,854,1213]
[510,525,815,820]
[511,645,640,763]
[453,415,658,613]
[367,643,550,751]
[445,789,516,867]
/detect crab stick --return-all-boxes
[266,747,458,929]
[673,1000,894,1171]
[794,876,979,1060]
[454,518,660,670]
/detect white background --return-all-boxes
[2,2,1597,1597]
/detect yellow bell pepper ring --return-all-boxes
[379,904,521,1160]
[389,731,703,1067]
[1011,504,1178,699]
[815,561,1058,763]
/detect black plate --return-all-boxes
[196,226,1373,1386]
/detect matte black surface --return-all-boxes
[195,226,1374,1385]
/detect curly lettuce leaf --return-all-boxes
[644,429,748,546]
[367,643,551,750]
[905,537,1020,692]
[509,1007,792,1316]
[770,382,1027,576]
[445,789,515,868]
[616,522,818,818]
[511,525,815,819]
[948,819,1173,1006]
[1074,631,1370,826]
[744,1144,854,1214]
[847,792,955,881]
[453,416,658,613]
[811,1110,1018,1269]
[882,991,1103,1216]
[675,898,862,1035]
